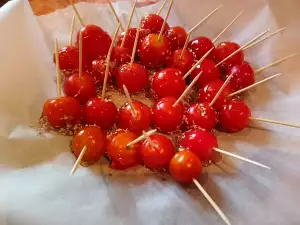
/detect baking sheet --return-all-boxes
[0,0,300,225]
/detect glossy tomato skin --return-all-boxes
[188,36,215,60]
[139,33,172,69]
[63,72,97,104]
[166,26,188,50]
[151,68,186,99]
[190,59,221,88]
[140,134,175,170]
[90,58,114,86]
[117,28,151,54]
[43,96,82,129]
[141,14,169,34]
[152,97,185,133]
[185,103,217,131]
[227,61,255,92]
[118,101,151,134]
[77,25,112,60]
[83,97,118,131]
[179,129,218,162]
[198,79,232,109]
[107,131,141,170]
[54,46,79,72]
[116,63,149,93]
[167,49,194,74]
[169,150,202,183]
[219,100,251,133]
[214,41,244,72]
[111,46,131,68]
[72,126,106,163]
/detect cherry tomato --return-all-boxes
[151,68,186,99]
[43,96,81,129]
[107,131,141,170]
[219,99,251,133]
[90,57,114,86]
[141,14,169,34]
[166,26,188,50]
[214,41,244,72]
[83,97,118,130]
[117,28,151,54]
[116,63,149,93]
[167,49,194,74]
[198,79,232,109]
[169,150,202,183]
[53,46,79,72]
[227,61,255,92]
[63,72,97,104]
[179,129,218,162]
[185,103,217,131]
[77,25,112,60]
[118,100,151,134]
[139,33,172,69]
[111,46,131,68]
[188,36,215,60]
[152,97,185,133]
[190,59,221,88]
[140,134,175,170]
[71,126,106,164]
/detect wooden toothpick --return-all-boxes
[255,53,298,74]
[173,73,201,107]
[157,0,169,15]
[180,33,191,59]
[79,31,83,79]
[102,23,121,99]
[249,117,300,129]
[130,20,142,65]
[215,29,270,68]
[193,178,231,225]
[69,13,76,46]
[158,0,174,41]
[70,146,87,176]
[107,0,124,31]
[127,129,157,148]
[213,147,271,169]
[123,84,137,116]
[243,27,286,51]
[183,47,215,79]
[69,0,85,27]
[121,0,137,48]
[188,5,223,35]
[55,39,62,97]
[142,131,156,149]
[229,73,282,97]
[209,74,233,107]
[212,11,244,43]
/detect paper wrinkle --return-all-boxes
[0,0,300,225]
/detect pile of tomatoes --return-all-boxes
[42,13,256,183]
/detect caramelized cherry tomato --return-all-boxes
[53,46,79,72]
[167,49,194,74]
[188,36,215,60]
[166,26,188,50]
[141,14,169,34]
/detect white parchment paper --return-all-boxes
[1,0,300,225]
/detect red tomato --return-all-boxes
[166,26,188,50]
[111,46,131,68]
[83,97,118,130]
[141,14,169,34]
[107,131,141,170]
[219,99,251,133]
[151,68,186,99]
[169,150,203,183]
[179,129,218,162]
[118,100,151,134]
[167,49,195,74]
[139,33,172,69]
[188,36,215,60]
[43,96,81,129]
[53,46,79,72]
[116,63,149,93]
[152,97,185,133]
[90,57,114,86]
[71,126,106,164]
[63,72,97,104]
[140,134,175,170]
